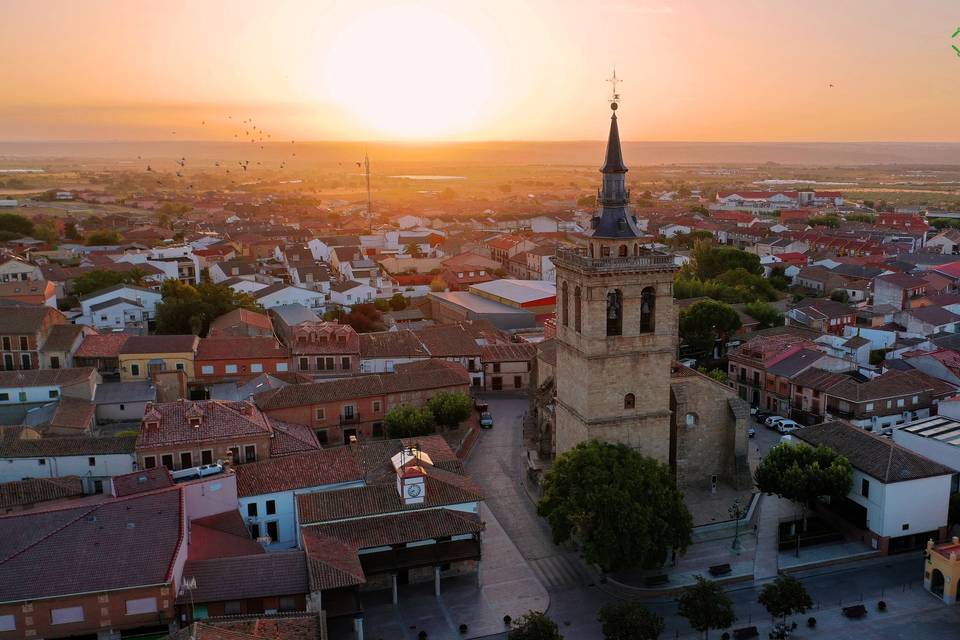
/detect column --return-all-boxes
[391,573,398,605]
[434,566,441,597]
[353,615,364,640]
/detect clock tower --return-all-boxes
[552,93,678,461]
[392,446,428,505]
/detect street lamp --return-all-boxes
[729,498,746,553]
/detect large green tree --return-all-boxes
[384,404,436,439]
[690,242,762,280]
[677,576,736,639]
[598,600,664,640]
[679,300,742,356]
[0,213,34,238]
[758,575,813,623]
[85,230,123,245]
[742,301,783,329]
[537,441,693,571]
[73,268,149,297]
[508,611,563,640]
[426,392,473,430]
[155,280,261,335]
[754,442,853,530]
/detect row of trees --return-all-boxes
[382,392,473,439]
[508,574,814,639]
[674,243,782,304]
[679,298,783,357]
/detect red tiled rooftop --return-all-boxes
[74,332,131,358]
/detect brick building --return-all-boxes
[0,306,67,371]
[194,337,292,386]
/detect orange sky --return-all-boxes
[2,0,960,142]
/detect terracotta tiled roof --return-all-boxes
[197,337,288,360]
[358,330,429,359]
[41,323,86,352]
[120,334,199,354]
[413,324,481,357]
[480,343,536,363]
[0,366,96,389]
[111,466,174,497]
[207,308,274,337]
[268,419,322,456]
[168,616,325,640]
[797,421,955,483]
[310,508,483,550]
[74,332,131,358]
[137,400,273,449]
[234,448,361,497]
[0,488,183,602]
[0,434,135,458]
[189,514,266,562]
[46,397,97,430]
[177,552,309,604]
[300,530,366,590]
[0,476,84,509]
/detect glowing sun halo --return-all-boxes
[324,6,493,139]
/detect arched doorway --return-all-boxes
[931,569,945,599]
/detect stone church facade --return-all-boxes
[531,100,751,492]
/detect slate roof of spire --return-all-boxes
[601,111,628,173]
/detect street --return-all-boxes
[465,395,960,639]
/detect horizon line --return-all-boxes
[2,139,960,146]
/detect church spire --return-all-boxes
[591,71,641,239]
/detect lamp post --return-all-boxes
[729,498,746,553]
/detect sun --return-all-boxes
[323,6,493,139]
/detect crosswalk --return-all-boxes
[529,554,596,589]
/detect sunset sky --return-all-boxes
[2,0,959,142]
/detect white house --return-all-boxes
[0,430,136,493]
[234,450,365,549]
[253,283,326,311]
[209,260,258,283]
[329,280,376,307]
[0,257,41,283]
[893,416,960,483]
[797,421,954,554]
[78,284,162,331]
[397,215,423,230]
[223,277,271,296]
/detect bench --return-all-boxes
[644,574,669,587]
[842,604,867,619]
[732,626,759,639]
[709,563,732,577]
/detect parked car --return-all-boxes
[475,400,489,413]
[777,419,801,434]
[480,412,494,429]
[765,415,786,428]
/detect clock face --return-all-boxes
[406,483,422,498]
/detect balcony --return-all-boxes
[553,247,676,273]
[339,412,362,425]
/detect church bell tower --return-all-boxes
[552,80,678,461]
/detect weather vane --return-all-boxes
[606,68,621,110]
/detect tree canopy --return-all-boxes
[508,611,564,640]
[388,293,408,311]
[679,300,742,356]
[808,215,841,228]
[758,575,813,622]
[86,230,123,245]
[690,242,762,280]
[73,268,149,297]
[677,576,736,639]
[537,441,693,571]
[0,213,34,238]
[155,280,261,335]
[742,301,783,329]
[426,392,473,429]
[754,442,853,520]
[384,404,436,439]
[597,600,664,640]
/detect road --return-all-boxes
[466,395,949,639]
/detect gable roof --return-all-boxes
[137,400,273,449]
[75,332,131,358]
[119,334,199,355]
[796,420,955,483]
[0,305,64,335]
[177,552,309,604]
[0,367,96,389]
[0,477,84,510]
[41,323,86,352]
[233,447,363,497]
[207,308,274,337]
[79,283,158,302]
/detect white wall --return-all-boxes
[0,453,135,483]
[879,475,951,538]
[892,430,960,473]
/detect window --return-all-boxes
[343,404,356,419]
[861,478,870,498]
[161,454,174,469]
[51,606,85,625]
[251,363,263,373]
[574,286,582,333]
[131,363,140,376]
[93,480,103,493]
[373,400,381,413]
[493,363,501,373]
[341,356,351,370]
[19,337,28,351]
[266,520,279,542]
[865,402,874,411]
[276,362,288,372]
[561,281,569,327]
[640,287,656,333]
[125,597,158,616]
[244,445,256,463]
[315,408,326,421]
[896,398,904,408]
[38,458,46,466]
[0,393,6,401]
[229,447,240,463]
[50,356,60,369]
[266,500,276,515]
[88,457,96,467]
[686,413,698,427]
[225,364,238,374]
[224,602,242,616]
[315,356,325,370]
[20,353,30,369]
[514,375,523,388]
[315,429,329,445]
[18,391,26,402]
[325,356,335,370]
[180,452,193,469]
[624,394,635,409]
[606,289,623,336]
[49,389,59,399]
[912,395,919,404]
[144,456,156,469]
[201,365,214,374]
[247,502,258,517]
[901,523,910,531]
[299,357,309,371]
[278,596,297,612]
[372,422,384,438]
[1,337,8,350]
[201,449,213,465]
[176,363,184,371]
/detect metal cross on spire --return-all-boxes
[606,68,622,107]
